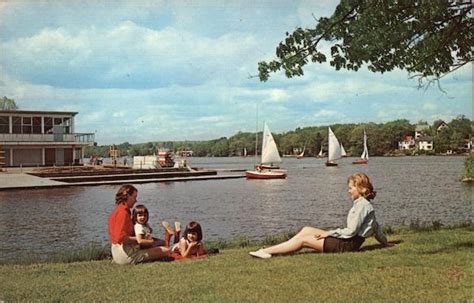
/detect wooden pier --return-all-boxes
[0,167,245,191]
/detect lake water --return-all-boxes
[0,156,471,260]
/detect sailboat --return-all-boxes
[341,143,347,157]
[325,127,342,167]
[246,123,287,179]
[352,131,369,164]
[296,145,305,159]
[316,146,325,159]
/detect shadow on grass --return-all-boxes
[360,240,403,252]
[420,240,473,255]
[276,240,404,257]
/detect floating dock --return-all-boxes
[0,167,245,191]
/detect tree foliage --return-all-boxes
[1,96,18,110]
[258,0,473,87]
[85,116,472,158]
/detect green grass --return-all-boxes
[0,226,472,302]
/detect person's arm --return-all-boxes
[328,202,370,239]
[196,242,206,256]
[135,234,155,247]
[134,225,155,248]
[179,238,200,257]
[178,238,190,256]
[373,221,388,246]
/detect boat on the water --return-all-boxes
[353,131,369,165]
[316,146,325,159]
[325,127,342,167]
[341,143,347,157]
[246,123,287,179]
[296,145,305,159]
[245,169,287,179]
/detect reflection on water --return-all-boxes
[0,156,471,259]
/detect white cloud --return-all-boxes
[313,109,343,119]
[0,1,471,144]
[423,102,437,111]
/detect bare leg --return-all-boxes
[262,226,326,255]
[174,221,181,244]
[144,246,170,261]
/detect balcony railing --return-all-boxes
[0,133,95,143]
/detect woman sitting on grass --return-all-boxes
[249,172,388,259]
[108,184,169,265]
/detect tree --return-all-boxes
[258,0,473,87]
[1,96,18,110]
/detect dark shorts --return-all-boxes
[323,236,365,253]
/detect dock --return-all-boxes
[0,167,245,191]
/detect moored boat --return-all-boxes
[245,170,287,179]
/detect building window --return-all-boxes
[32,117,42,134]
[12,116,21,134]
[44,117,53,134]
[22,117,32,134]
[63,117,71,134]
[0,116,9,134]
[54,118,62,126]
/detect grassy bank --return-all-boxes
[1,226,472,302]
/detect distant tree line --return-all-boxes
[85,115,473,158]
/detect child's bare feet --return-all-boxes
[174,221,181,233]
[162,221,174,234]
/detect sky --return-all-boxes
[0,0,472,145]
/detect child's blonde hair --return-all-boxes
[348,172,376,200]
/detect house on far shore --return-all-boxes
[398,134,416,150]
[417,136,434,151]
[415,124,430,140]
[0,110,95,167]
[434,120,449,133]
[461,139,472,151]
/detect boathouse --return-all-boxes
[0,110,95,167]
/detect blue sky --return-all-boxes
[0,0,471,145]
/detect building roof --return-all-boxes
[415,124,430,132]
[418,136,433,142]
[0,110,78,116]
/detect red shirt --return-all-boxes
[108,203,133,244]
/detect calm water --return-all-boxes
[0,156,471,260]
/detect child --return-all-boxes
[173,221,207,257]
[132,204,163,248]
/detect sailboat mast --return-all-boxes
[254,104,258,165]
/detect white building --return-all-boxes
[399,135,416,150]
[418,136,434,151]
[0,110,95,167]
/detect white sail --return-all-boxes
[327,127,341,162]
[318,146,324,157]
[341,143,347,157]
[360,131,369,160]
[261,123,282,164]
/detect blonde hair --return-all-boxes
[115,184,137,204]
[348,172,376,200]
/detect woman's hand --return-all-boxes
[314,231,330,240]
